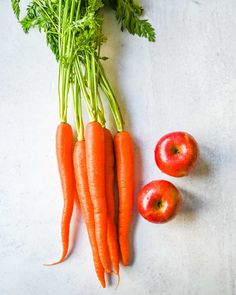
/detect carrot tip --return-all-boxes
[115,273,120,290]
[43,258,65,266]
[101,281,106,288]
[121,257,129,266]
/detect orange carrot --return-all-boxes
[114,131,134,266]
[49,123,75,265]
[104,128,120,276]
[85,121,111,273]
[73,140,106,287]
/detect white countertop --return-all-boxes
[1,1,236,294]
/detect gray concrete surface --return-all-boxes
[0,0,236,294]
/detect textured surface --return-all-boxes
[1,0,236,294]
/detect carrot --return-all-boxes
[85,121,111,273]
[114,131,134,266]
[47,123,75,265]
[104,128,120,276]
[73,140,106,287]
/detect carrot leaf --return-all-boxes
[12,0,20,20]
[116,0,155,41]
[104,0,155,42]
[20,2,59,60]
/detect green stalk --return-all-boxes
[93,45,106,127]
[98,63,124,132]
[75,58,95,121]
[58,0,70,122]
[34,0,58,31]
[72,76,84,141]
[58,0,78,122]
[58,0,62,121]
[86,53,99,121]
[96,90,106,127]
[58,65,63,121]
[91,53,98,116]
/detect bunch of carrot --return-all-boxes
[12,0,154,288]
[72,124,134,287]
[53,63,134,287]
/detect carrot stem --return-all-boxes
[72,76,84,141]
[74,58,96,121]
[98,63,124,132]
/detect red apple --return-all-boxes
[137,180,181,223]
[155,131,199,177]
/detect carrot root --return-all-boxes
[114,131,134,266]
[85,122,111,273]
[48,123,75,265]
[73,140,106,287]
[104,128,120,276]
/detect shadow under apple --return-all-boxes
[178,188,204,223]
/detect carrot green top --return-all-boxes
[12,0,155,132]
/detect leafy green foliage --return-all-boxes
[20,1,59,59]
[116,0,155,41]
[16,0,106,61]
[11,0,155,131]
[103,0,155,42]
[46,32,59,61]
[12,0,155,63]
[88,0,104,11]
[73,9,106,55]
[11,0,20,20]
[20,3,42,33]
